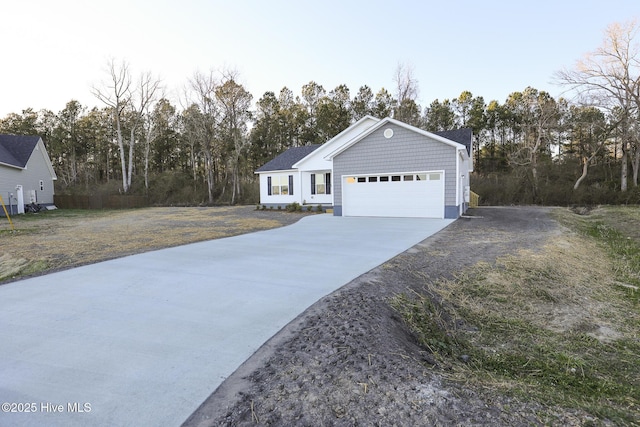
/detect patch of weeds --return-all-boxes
[391,221,639,424]
[0,254,29,281]
[19,259,50,277]
[586,222,640,304]
[463,307,638,423]
[0,254,49,281]
[0,227,41,237]
[390,290,468,358]
[531,287,557,302]
[468,323,639,421]
[556,208,640,305]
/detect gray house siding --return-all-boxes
[333,123,458,216]
[0,140,56,209]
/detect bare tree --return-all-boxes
[568,105,617,189]
[92,59,131,192]
[130,72,162,191]
[507,88,560,194]
[184,70,220,203]
[179,104,203,185]
[555,19,640,191]
[92,60,161,192]
[215,71,253,204]
[393,62,419,106]
[141,84,166,190]
[393,62,422,125]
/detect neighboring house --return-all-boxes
[255,116,472,219]
[0,134,57,214]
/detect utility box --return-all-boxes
[15,185,24,214]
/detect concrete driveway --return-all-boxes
[0,214,453,426]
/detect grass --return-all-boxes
[0,206,295,282]
[391,206,640,425]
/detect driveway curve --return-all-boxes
[0,214,453,427]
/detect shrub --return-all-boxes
[286,202,303,212]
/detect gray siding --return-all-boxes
[0,141,55,205]
[333,123,457,208]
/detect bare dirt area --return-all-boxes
[0,206,308,283]
[185,206,629,427]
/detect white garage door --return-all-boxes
[342,172,445,218]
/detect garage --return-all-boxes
[342,171,445,218]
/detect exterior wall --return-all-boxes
[0,140,56,206]
[258,170,333,207]
[294,116,379,171]
[459,151,471,215]
[333,123,461,217]
[258,171,301,205]
[445,205,460,218]
[296,156,332,175]
[299,171,332,205]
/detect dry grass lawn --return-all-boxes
[0,206,305,282]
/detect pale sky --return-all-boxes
[1,0,638,118]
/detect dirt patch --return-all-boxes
[0,206,309,283]
[184,207,607,426]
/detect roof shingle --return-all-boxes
[434,128,472,155]
[255,145,321,172]
[0,135,41,168]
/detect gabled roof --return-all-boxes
[291,115,380,170]
[434,128,472,156]
[0,134,41,168]
[325,117,470,160]
[255,145,322,172]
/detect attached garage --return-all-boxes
[342,171,445,218]
[327,118,472,219]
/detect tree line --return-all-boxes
[1,19,639,207]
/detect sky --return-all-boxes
[1,0,639,118]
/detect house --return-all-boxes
[0,134,57,214]
[255,116,472,219]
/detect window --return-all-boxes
[429,173,441,181]
[403,175,414,181]
[380,176,389,182]
[268,175,293,196]
[391,175,401,182]
[357,177,366,183]
[416,174,427,181]
[368,176,378,182]
[311,173,331,194]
